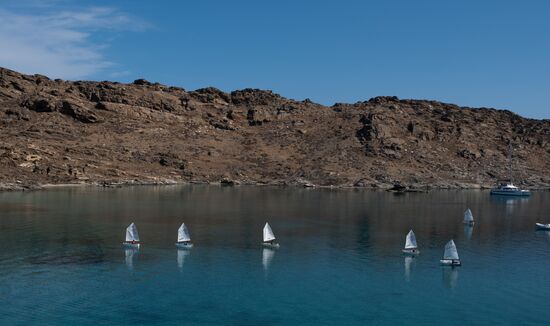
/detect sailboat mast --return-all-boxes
[508,140,513,183]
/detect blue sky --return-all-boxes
[0,1,548,118]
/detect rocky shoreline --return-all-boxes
[1,178,548,193]
[1,67,549,191]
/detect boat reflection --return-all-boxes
[177,249,190,270]
[262,248,276,274]
[125,247,139,270]
[442,267,459,289]
[491,196,530,211]
[464,225,473,240]
[404,256,414,281]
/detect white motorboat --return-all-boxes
[440,240,461,266]
[262,222,280,248]
[490,181,531,196]
[123,222,140,248]
[402,229,420,255]
[535,223,550,230]
[175,223,193,248]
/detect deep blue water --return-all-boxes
[1,186,549,325]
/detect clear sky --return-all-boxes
[1,0,548,119]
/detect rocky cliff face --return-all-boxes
[1,67,549,190]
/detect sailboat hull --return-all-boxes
[402,248,420,255]
[440,259,461,266]
[123,242,140,248]
[175,242,194,248]
[262,242,280,248]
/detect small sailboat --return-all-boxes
[440,240,461,266]
[535,223,550,230]
[175,223,193,248]
[402,230,419,255]
[123,222,140,248]
[262,222,280,248]
[463,208,475,226]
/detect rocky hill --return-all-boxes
[1,67,549,191]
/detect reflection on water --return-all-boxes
[262,248,276,274]
[464,225,473,240]
[124,248,138,270]
[489,196,531,215]
[404,256,414,282]
[442,267,459,289]
[1,186,550,325]
[177,249,190,270]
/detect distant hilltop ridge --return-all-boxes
[0,67,549,191]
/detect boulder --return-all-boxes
[59,100,99,123]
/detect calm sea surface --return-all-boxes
[0,185,549,325]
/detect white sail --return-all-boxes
[263,222,276,242]
[177,223,191,242]
[125,223,139,242]
[463,209,474,224]
[404,230,417,249]
[443,240,459,260]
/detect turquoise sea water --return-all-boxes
[0,186,549,325]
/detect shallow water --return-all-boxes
[0,186,549,325]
